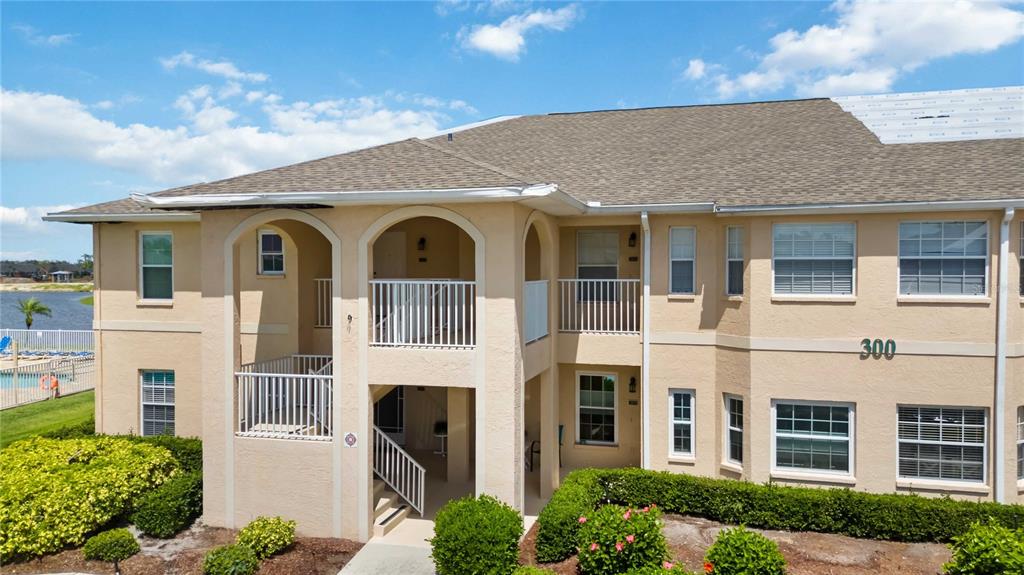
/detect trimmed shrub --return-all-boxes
[82,528,139,563]
[535,469,604,562]
[131,435,202,473]
[622,565,698,575]
[577,504,668,575]
[0,437,177,561]
[236,516,296,559]
[132,471,203,538]
[537,468,1024,554]
[944,521,1024,575]
[431,495,524,575]
[704,526,786,575]
[203,544,259,575]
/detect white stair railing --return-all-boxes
[524,280,549,344]
[558,278,641,334]
[370,279,476,348]
[373,425,425,516]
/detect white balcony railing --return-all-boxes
[370,280,476,348]
[558,279,641,334]
[314,278,332,328]
[523,280,549,344]
[235,354,333,440]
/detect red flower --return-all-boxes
[625,534,635,543]
[615,542,624,552]
[578,516,587,524]
[704,561,714,573]
[589,542,599,551]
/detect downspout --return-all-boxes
[995,207,1014,503]
[641,212,652,470]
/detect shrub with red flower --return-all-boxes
[576,503,668,575]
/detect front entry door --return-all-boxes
[374,387,406,444]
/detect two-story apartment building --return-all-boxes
[46,87,1024,542]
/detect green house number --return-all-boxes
[860,338,896,359]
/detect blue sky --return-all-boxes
[2,1,1022,261]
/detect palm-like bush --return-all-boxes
[16,297,52,329]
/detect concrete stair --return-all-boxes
[373,479,412,537]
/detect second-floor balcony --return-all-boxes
[370,279,477,348]
[558,278,641,334]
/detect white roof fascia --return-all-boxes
[43,212,200,223]
[584,202,716,214]
[715,198,1024,216]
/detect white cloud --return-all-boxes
[160,51,269,83]
[683,0,1024,98]
[459,4,581,61]
[12,24,74,46]
[1,88,454,185]
[683,59,707,80]
[0,204,80,230]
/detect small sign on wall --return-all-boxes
[343,432,358,448]
[860,338,896,360]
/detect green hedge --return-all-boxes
[236,516,296,559]
[431,495,524,575]
[132,470,203,538]
[203,544,259,575]
[704,526,785,575]
[943,521,1024,574]
[82,528,139,564]
[39,416,96,441]
[128,435,202,473]
[536,468,1024,562]
[0,437,178,561]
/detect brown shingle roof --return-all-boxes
[51,98,1023,217]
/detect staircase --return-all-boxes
[373,479,412,536]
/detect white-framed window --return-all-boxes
[258,230,285,275]
[668,389,694,457]
[141,370,175,436]
[772,401,853,475]
[898,221,988,296]
[577,231,618,302]
[577,372,616,445]
[897,406,986,483]
[726,226,743,296]
[669,227,696,294]
[1017,406,1024,481]
[772,223,855,295]
[725,395,743,464]
[139,232,173,300]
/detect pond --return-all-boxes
[0,291,93,330]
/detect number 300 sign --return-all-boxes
[860,338,896,359]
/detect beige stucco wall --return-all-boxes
[89,205,1024,541]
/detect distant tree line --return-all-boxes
[0,255,93,280]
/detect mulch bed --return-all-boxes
[517,514,952,575]
[0,523,363,575]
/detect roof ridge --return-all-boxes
[413,138,533,185]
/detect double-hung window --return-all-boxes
[577,373,616,445]
[669,227,696,294]
[773,401,852,474]
[897,406,985,483]
[141,370,175,436]
[726,226,743,296]
[1018,407,1024,481]
[259,231,285,275]
[668,389,694,457]
[772,223,855,295]
[139,232,173,300]
[898,221,987,296]
[577,231,618,301]
[725,395,743,464]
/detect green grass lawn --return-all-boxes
[0,391,94,448]
[79,295,94,305]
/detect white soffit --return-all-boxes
[832,86,1023,144]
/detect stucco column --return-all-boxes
[447,387,471,483]
[539,368,559,498]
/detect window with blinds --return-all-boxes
[669,227,696,294]
[141,370,175,436]
[669,390,694,456]
[898,221,987,296]
[897,406,985,482]
[772,223,855,295]
[726,226,743,296]
[139,232,173,300]
[725,395,743,464]
[259,230,285,275]
[774,402,852,474]
[578,373,616,444]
